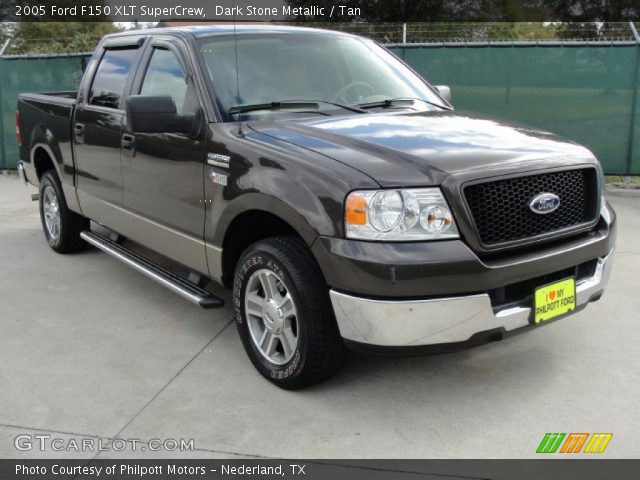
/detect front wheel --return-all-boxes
[233,236,345,389]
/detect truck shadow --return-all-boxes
[320,330,556,397]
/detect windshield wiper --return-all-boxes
[228,101,320,115]
[355,97,450,110]
[229,100,367,115]
[303,100,368,114]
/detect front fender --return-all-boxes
[206,124,379,247]
[212,191,328,247]
[202,123,379,281]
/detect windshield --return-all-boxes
[197,32,447,119]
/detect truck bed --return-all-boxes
[17,91,78,187]
[19,91,77,106]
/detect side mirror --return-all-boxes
[434,85,451,103]
[126,95,196,135]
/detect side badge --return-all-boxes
[209,170,228,186]
[207,153,230,168]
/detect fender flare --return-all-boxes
[212,192,322,248]
[29,126,64,180]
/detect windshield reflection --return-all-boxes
[197,32,447,120]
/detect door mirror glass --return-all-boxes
[434,85,451,103]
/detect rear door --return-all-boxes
[73,37,144,214]
[120,38,209,274]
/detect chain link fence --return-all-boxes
[391,43,639,175]
[2,23,636,57]
[1,23,639,174]
[297,22,638,44]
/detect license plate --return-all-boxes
[534,277,576,324]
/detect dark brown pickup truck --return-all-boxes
[16,25,615,389]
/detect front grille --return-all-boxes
[463,168,598,247]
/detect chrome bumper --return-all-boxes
[17,161,28,185]
[330,250,614,347]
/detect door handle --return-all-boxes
[74,123,85,143]
[121,134,136,156]
[121,134,135,149]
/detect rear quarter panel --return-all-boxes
[18,93,79,210]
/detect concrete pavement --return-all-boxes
[0,175,638,459]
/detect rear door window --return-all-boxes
[89,48,138,109]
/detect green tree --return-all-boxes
[0,24,8,45]
[549,0,640,22]
[512,22,559,40]
[5,22,121,54]
[1,0,122,54]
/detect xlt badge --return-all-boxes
[207,153,230,169]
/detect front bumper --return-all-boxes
[330,249,614,348]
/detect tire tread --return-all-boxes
[235,236,345,389]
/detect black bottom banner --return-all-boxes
[2,459,639,480]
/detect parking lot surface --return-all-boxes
[1,175,638,459]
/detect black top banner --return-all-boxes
[5,1,322,22]
[1,1,638,23]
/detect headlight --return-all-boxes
[345,188,459,241]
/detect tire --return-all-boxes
[233,236,345,389]
[39,170,89,253]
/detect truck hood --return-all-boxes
[248,110,596,187]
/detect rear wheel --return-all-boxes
[39,170,89,253]
[233,236,345,389]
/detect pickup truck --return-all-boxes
[16,25,616,389]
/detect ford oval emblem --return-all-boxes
[529,193,561,214]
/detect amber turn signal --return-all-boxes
[345,194,367,225]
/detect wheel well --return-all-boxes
[33,147,55,180]
[221,210,302,287]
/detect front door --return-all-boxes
[121,41,208,274]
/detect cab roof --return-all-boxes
[109,24,355,40]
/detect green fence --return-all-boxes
[0,54,88,170]
[1,44,639,174]
[391,43,640,175]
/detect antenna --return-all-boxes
[233,0,243,137]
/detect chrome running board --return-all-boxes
[80,230,224,309]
